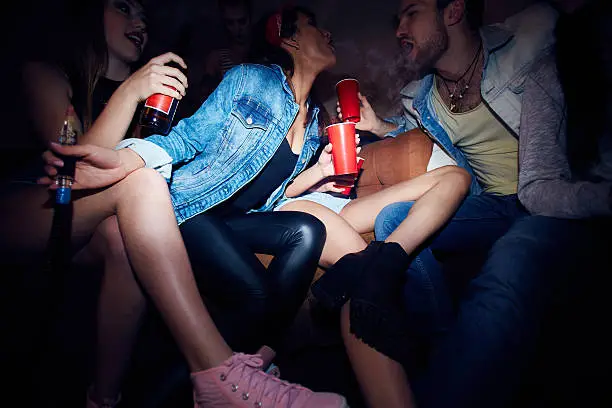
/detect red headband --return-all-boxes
[265,12,283,47]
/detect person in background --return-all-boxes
[196,0,254,105]
[519,0,612,218]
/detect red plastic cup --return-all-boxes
[327,122,357,175]
[336,78,360,123]
[335,157,365,195]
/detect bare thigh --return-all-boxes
[340,166,462,233]
[279,200,366,266]
[0,178,130,263]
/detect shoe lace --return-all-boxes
[223,354,304,407]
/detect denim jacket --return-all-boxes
[385,3,558,195]
[117,64,322,225]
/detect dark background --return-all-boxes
[5,0,538,118]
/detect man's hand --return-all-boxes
[337,93,399,137]
[336,93,382,133]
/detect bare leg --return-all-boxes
[327,167,469,407]
[73,217,147,403]
[341,166,471,254]
[341,302,416,408]
[1,169,232,371]
[107,169,233,370]
[279,200,366,267]
[2,171,349,408]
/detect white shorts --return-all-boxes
[274,191,351,214]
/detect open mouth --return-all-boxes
[125,31,144,50]
[400,39,414,56]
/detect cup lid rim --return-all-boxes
[325,121,357,130]
[335,78,360,87]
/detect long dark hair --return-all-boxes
[67,0,110,131]
[24,0,145,131]
[555,0,611,177]
[250,6,317,75]
[249,6,331,134]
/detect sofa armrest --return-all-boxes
[356,129,433,198]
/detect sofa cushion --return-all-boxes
[357,129,433,198]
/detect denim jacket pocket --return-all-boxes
[231,98,273,130]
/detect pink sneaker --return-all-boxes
[192,353,348,408]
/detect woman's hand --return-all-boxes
[316,134,362,178]
[310,180,348,194]
[119,52,189,104]
[316,143,336,178]
[38,143,129,190]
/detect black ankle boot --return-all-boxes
[311,241,384,311]
[348,242,426,370]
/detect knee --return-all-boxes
[122,168,167,194]
[287,212,327,250]
[439,166,471,193]
[374,201,414,240]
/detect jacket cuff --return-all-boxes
[382,117,405,138]
[115,138,173,180]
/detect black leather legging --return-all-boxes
[180,210,326,352]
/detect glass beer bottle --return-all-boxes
[139,61,185,135]
[55,105,79,204]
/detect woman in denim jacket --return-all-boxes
[112,7,336,353]
[113,1,469,344]
[112,2,469,323]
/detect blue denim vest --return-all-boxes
[385,3,558,195]
[143,64,322,225]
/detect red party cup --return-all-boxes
[336,78,360,123]
[335,157,365,195]
[326,122,357,175]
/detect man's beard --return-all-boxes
[399,22,448,80]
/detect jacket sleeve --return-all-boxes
[125,65,244,169]
[383,95,419,137]
[518,56,612,218]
